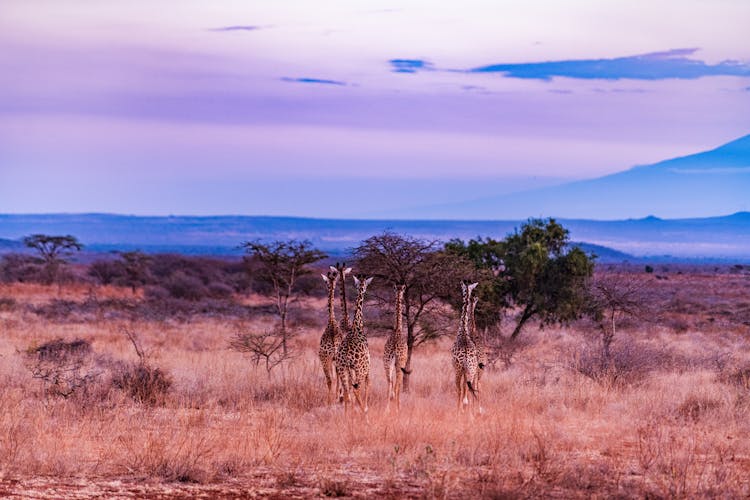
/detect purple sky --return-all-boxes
[1,1,749,218]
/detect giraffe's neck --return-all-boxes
[339,272,350,328]
[327,280,337,327]
[469,297,477,339]
[458,292,470,343]
[393,288,404,338]
[352,289,366,339]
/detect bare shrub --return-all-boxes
[111,329,172,405]
[0,296,16,311]
[572,341,673,387]
[24,338,101,398]
[0,253,44,283]
[716,361,750,390]
[586,273,653,360]
[319,476,351,497]
[117,430,213,483]
[229,330,295,377]
[486,333,529,369]
[676,394,722,422]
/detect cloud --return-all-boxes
[389,59,433,73]
[281,77,347,86]
[469,49,750,80]
[390,49,750,81]
[209,25,263,32]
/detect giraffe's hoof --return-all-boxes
[463,397,469,405]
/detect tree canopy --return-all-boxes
[354,232,474,389]
[445,218,595,339]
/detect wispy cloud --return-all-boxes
[469,49,750,80]
[389,59,433,73]
[281,77,347,86]
[390,49,750,81]
[208,25,263,32]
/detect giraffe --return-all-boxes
[469,295,488,391]
[451,282,481,413]
[334,275,373,415]
[384,284,408,411]
[332,263,351,403]
[319,268,341,404]
[333,262,352,336]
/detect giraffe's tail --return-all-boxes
[400,367,412,375]
[466,380,477,398]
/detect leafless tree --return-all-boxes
[354,232,473,391]
[241,240,326,356]
[588,273,652,360]
[229,330,294,377]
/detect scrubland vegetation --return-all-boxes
[1,228,749,497]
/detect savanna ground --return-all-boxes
[1,266,750,498]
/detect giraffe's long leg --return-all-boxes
[322,357,334,404]
[384,356,393,409]
[364,374,370,414]
[336,364,349,414]
[395,361,403,411]
[455,368,464,412]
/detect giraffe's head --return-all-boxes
[461,281,478,300]
[321,268,339,286]
[333,262,352,277]
[394,283,406,295]
[353,275,374,294]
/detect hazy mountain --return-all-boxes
[402,134,750,219]
[0,212,748,260]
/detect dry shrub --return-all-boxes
[117,429,213,483]
[487,334,530,369]
[572,341,673,387]
[717,362,750,390]
[319,476,351,497]
[0,296,15,311]
[676,394,722,422]
[112,363,172,406]
[24,338,101,398]
[112,328,172,406]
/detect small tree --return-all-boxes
[587,273,651,360]
[241,239,326,355]
[22,234,83,285]
[118,251,151,294]
[354,232,473,391]
[446,219,595,340]
[228,330,293,377]
[501,219,594,339]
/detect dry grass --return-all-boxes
[0,278,749,498]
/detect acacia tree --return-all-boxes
[22,234,83,285]
[446,219,595,340]
[354,232,473,391]
[503,219,594,339]
[241,239,326,355]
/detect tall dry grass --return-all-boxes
[0,281,749,497]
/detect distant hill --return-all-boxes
[403,134,750,219]
[1,212,748,260]
[0,238,24,251]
